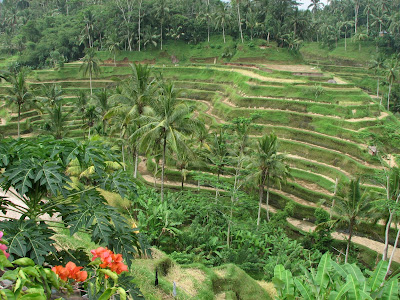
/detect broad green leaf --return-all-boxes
[1,289,16,300]
[99,269,118,281]
[117,287,127,300]
[316,253,331,289]
[328,281,351,300]
[381,278,399,300]
[98,288,116,300]
[0,251,14,269]
[346,274,361,300]
[331,260,347,279]
[344,264,365,284]
[12,257,35,267]
[294,278,313,300]
[368,260,388,291]
[19,293,46,300]
[359,290,373,300]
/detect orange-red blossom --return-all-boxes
[52,261,88,282]
[90,247,128,275]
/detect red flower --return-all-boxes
[52,262,88,282]
[90,247,128,275]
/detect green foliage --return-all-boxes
[273,253,400,299]
[0,252,61,299]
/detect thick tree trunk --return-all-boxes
[345,219,354,263]
[161,137,167,202]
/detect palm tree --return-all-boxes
[106,63,156,178]
[92,88,110,134]
[339,20,354,51]
[363,0,374,35]
[385,58,398,111]
[206,129,231,199]
[42,103,70,139]
[369,54,386,99]
[80,48,101,96]
[4,70,33,138]
[352,31,368,51]
[234,0,244,43]
[135,83,202,201]
[332,178,373,263]
[37,84,63,108]
[214,2,230,43]
[106,34,120,66]
[247,134,290,227]
[308,0,324,14]
[155,0,169,50]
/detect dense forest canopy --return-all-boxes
[1,0,400,68]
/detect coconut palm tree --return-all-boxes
[92,88,110,134]
[385,58,398,111]
[247,134,290,227]
[332,178,373,263]
[80,48,101,96]
[214,2,230,43]
[135,83,202,201]
[105,63,156,178]
[4,69,33,138]
[42,103,70,139]
[206,129,231,199]
[369,54,386,99]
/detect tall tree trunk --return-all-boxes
[222,25,226,43]
[345,219,354,263]
[161,136,167,202]
[265,175,270,222]
[138,0,142,52]
[215,171,220,200]
[267,32,270,44]
[377,77,380,97]
[227,201,233,247]
[257,184,263,228]
[386,226,400,278]
[160,22,163,50]
[387,83,392,111]
[17,104,21,138]
[345,32,347,51]
[134,148,138,178]
[383,194,400,260]
[237,2,243,43]
[367,14,369,35]
[89,70,93,96]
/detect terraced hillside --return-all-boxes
[0,55,399,263]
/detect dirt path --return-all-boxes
[346,111,389,122]
[28,79,114,84]
[287,216,400,263]
[333,77,348,85]
[0,188,59,222]
[258,64,322,73]
[228,68,305,84]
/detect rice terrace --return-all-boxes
[1,0,400,299]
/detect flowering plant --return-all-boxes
[0,231,9,259]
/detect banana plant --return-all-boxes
[273,253,399,299]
